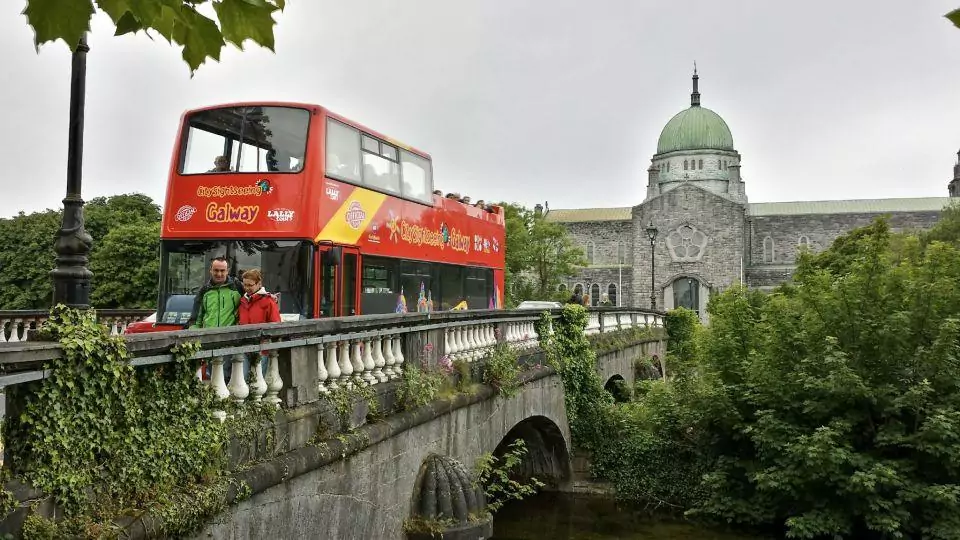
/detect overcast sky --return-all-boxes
[2,0,959,218]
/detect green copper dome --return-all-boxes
[655,70,734,154]
[656,106,734,154]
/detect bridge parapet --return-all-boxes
[0,309,153,343]
[0,308,663,417]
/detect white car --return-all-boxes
[515,301,563,310]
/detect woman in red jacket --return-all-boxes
[235,269,281,383]
[239,268,281,325]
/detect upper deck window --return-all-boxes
[325,118,433,204]
[180,106,310,175]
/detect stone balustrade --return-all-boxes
[0,307,664,435]
[0,309,153,343]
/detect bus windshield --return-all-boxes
[179,106,310,175]
[159,240,313,322]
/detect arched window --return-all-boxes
[573,284,584,296]
[590,284,601,307]
[763,236,775,263]
[672,277,700,315]
[607,284,618,307]
[683,160,688,170]
[797,236,811,253]
[585,241,595,265]
[558,283,568,293]
[698,159,703,170]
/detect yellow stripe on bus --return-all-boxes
[315,188,388,245]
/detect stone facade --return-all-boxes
[546,73,959,316]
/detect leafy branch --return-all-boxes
[21,0,287,74]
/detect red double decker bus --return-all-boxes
[155,102,505,325]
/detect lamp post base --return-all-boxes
[51,196,93,309]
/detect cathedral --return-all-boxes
[546,71,960,320]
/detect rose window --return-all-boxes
[666,224,708,261]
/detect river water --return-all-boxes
[492,492,769,540]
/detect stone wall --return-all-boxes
[559,220,633,305]
[744,210,943,284]
[189,374,571,540]
[632,183,747,310]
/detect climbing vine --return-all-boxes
[3,306,230,536]
[537,306,614,451]
[474,439,545,513]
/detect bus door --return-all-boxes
[315,245,360,317]
[339,247,360,316]
[316,246,337,317]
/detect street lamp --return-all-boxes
[644,220,658,310]
[50,34,93,308]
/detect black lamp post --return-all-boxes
[50,34,93,308]
[644,220,658,310]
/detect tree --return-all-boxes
[497,203,586,305]
[22,0,286,74]
[0,209,62,309]
[527,213,586,299]
[89,221,161,308]
[0,194,162,310]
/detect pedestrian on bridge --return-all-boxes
[238,268,281,380]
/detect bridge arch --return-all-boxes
[603,375,631,402]
[491,415,571,489]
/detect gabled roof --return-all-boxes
[544,207,631,223]
[748,197,953,216]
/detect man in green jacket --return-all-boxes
[188,257,244,329]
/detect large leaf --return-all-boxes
[213,0,279,51]
[948,8,960,29]
[173,6,226,74]
[22,0,95,51]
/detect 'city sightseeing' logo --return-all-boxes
[345,201,366,230]
[196,179,273,198]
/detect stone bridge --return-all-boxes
[0,308,665,539]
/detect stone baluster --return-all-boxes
[361,338,377,385]
[10,319,23,342]
[337,340,354,388]
[467,325,479,362]
[263,349,283,407]
[481,324,493,356]
[392,334,405,375]
[227,353,250,404]
[0,319,7,343]
[454,327,466,360]
[325,341,341,391]
[350,340,365,386]
[372,336,388,383]
[249,352,267,402]
[210,355,231,421]
[382,336,397,379]
[316,344,329,395]
[473,325,485,359]
[643,314,650,327]
[445,327,458,361]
